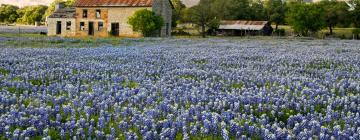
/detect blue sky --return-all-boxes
[0,0,198,7]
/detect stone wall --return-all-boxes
[152,0,173,37]
[108,7,152,37]
[48,0,173,38]
[75,8,109,37]
[47,18,76,37]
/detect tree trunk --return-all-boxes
[275,24,278,30]
[329,25,333,35]
[201,24,206,38]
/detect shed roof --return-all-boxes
[219,20,270,30]
[74,0,153,7]
[48,7,76,18]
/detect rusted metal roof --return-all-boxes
[219,20,270,30]
[48,7,76,18]
[74,0,153,7]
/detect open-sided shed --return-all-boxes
[217,20,273,36]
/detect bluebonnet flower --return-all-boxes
[0,39,359,138]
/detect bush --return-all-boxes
[353,28,360,39]
[128,9,164,37]
[172,29,191,36]
[273,29,286,36]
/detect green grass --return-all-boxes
[0,68,10,75]
[274,25,355,39]
[193,59,208,65]
[179,74,198,81]
[30,79,42,86]
[122,81,139,89]
[229,83,244,89]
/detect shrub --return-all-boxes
[273,29,286,36]
[171,29,191,36]
[353,28,360,39]
[128,9,164,37]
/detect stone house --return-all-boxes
[47,5,76,37]
[47,0,173,37]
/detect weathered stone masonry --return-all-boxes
[47,0,173,38]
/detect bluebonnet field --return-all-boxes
[0,38,360,140]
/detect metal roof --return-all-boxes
[48,7,76,18]
[74,0,153,7]
[218,20,269,31]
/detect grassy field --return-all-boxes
[175,25,356,39]
[275,25,355,39]
[0,36,359,139]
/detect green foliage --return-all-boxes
[30,79,43,86]
[179,74,197,81]
[265,0,287,29]
[193,59,208,64]
[183,0,218,37]
[128,9,164,37]
[16,5,48,24]
[319,0,351,34]
[353,28,360,34]
[229,83,244,89]
[286,2,326,36]
[353,0,360,28]
[171,0,186,27]
[274,29,286,36]
[44,0,75,19]
[230,0,251,19]
[0,68,10,75]
[250,0,267,20]
[122,81,139,89]
[0,4,19,23]
[353,28,360,39]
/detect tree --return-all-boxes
[183,0,218,37]
[212,0,232,20]
[0,4,19,23]
[286,2,326,36]
[44,0,75,20]
[171,0,186,27]
[17,5,48,25]
[319,0,350,35]
[352,0,360,28]
[250,0,267,21]
[128,9,164,37]
[228,0,252,19]
[265,0,287,30]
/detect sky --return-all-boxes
[0,0,199,7]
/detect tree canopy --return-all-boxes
[352,0,360,28]
[16,5,48,25]
[286,2,326,36]
[319,0,350,34]
[0,4,19,23]
[183,0,218,37]
[265,0,287,30]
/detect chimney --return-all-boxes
[55,3,65,11]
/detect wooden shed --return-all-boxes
[217,20,273,36]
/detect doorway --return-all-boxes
[111,23,119,36]
[56,21,62,35]
[88,22,94,36]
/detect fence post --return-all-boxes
[353,34,355,40]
